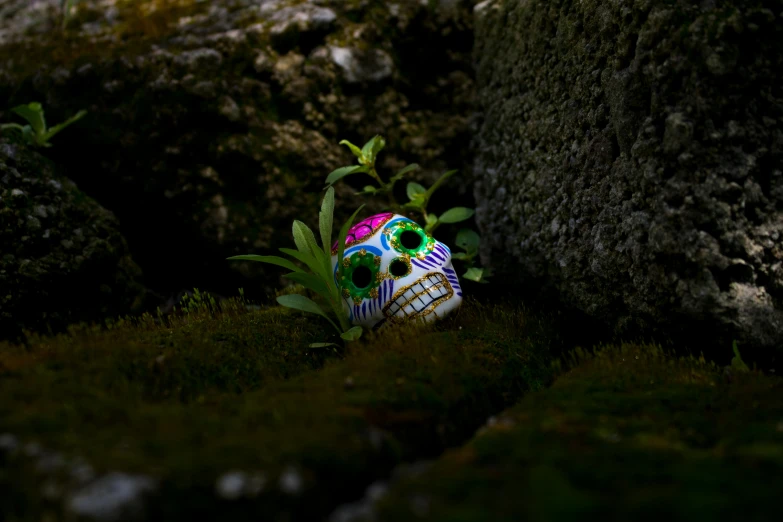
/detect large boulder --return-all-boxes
[0,0,476,301]
[473,0,783,356]
[0,138,145,341]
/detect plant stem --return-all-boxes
[368,166,383,185]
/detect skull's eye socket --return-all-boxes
[389,258,410,278]
[388,220,433,256]
[351,265,373,288]
[339,251,382,304]
[399,230,422,250]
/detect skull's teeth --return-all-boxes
[385,273,453,318]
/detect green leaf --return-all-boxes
[0,123,26,133]
[336,205,366,278]
[41,109,86,144]
[226,255,302,273]
[424,214,439,231]
[339,139,363,159]
[425,169,457,199]
[280,247,327,280]
[463,267,486,283]
[319,187,335,260]
[731,340,750,373]
[370,135,385,162]
[284,272,331,301]
[393,164,420,179]
[11,103,46,135]
[402,199,425,210]
[325,165,369,187]
[451,252,471,261]
[361,135,381,162]
[292,220,318,255]
[302,221,322,257]
[455,228,480,252]
[310,342,339,349]
[439,207,475,224]
[340,326,363,341]
[294,220,329,280]
[277,294,340,333]
[356,185,377,195]
[406,182,426,201]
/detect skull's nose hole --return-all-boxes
[351,265,372,289]
[400,230,422,250]
[390,259,410,278]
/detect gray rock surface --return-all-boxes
[473,0,783,355]
[0,0,476,302]
[67,472,156,522]
[0,139,145,340]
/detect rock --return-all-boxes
[0,433,18,455]
[0,0,476,303]
[0,299,555,521]
[473,0,783,357]
[328,46,395,84]
[278,465,303,495]
[67,472,156,522]
[0,140,145,341]
[368,346,783,521]
[215,470,247,500]
[263,1,338,52]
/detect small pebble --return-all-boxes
[279,466,303,495]
[23,442,42,457]
[68,472,156,521]
[216,471,246,500]
[0,433,19,454]
[35,452,66,473]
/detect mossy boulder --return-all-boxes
[472,0,783,358]
[0,0,476,302]
[0,138,144,341]
[0,298,555,521]
[364,345,783,521]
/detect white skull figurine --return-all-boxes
[331,213,463,329]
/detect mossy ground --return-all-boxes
[371,345,783,522]
[0,295,555,521]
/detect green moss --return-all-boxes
[0,297,555,520]
[372,345,783,521]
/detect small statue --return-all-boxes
[331,213,463,329]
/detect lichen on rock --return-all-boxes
[473,0,783,358]
[368,344,783,521]
[0,0,477,303]
[0,138,145,341]
[0,297,556,521]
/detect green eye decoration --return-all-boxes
[339,249,384,305]
[388,256,412,279]
[386,220,435,259]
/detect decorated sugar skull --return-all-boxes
[331,213,463,329]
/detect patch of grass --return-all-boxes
[372,344,783,522]
[0,297,555,521]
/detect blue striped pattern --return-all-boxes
[410,243,454,271]
[353,278,394,321]
[443,267,462,297]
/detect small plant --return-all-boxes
[731,340,750,373]
[452,228,493,283]
[0,102,86,148]
[227,187,364,348]
[325,135,490,282]
[61,0,81,29]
